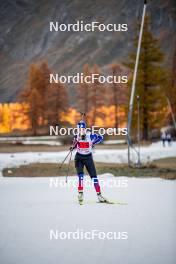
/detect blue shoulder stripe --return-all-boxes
[90,133,103,144]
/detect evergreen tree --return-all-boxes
[165,45,176,126]
[127,16,167,140]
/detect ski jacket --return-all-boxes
[73,132,103,155]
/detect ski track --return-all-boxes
[0,176,175,264]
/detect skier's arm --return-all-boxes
[90,133,103,145]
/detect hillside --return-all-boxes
[0,0,175,103]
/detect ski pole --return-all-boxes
[66,149,73,183]
[59,149,72,169]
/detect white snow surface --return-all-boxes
[0,175,175,264]
[103,139,126,144]
[0,136,62,146]
[0,141,176,176]
[22,140,62,146]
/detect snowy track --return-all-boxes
[0,175,175,264]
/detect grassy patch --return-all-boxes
[3,157,176,179]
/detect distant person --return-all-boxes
[166,132,172,146]
[161,132,166,147]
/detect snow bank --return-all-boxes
[0,141,176,176]
[103,139,126,144]
[22,141,61,146]
[0,136,62,146]
[94,141,176,163]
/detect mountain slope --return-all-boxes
[0,0,175,103]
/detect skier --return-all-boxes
[161,131,166,147]
[70,120,108,205]
[166,132,172,146]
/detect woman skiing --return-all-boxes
[71,119,108,205]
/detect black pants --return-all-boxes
[74,152,97,178]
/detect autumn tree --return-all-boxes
[19,64,45,135]
[39,61,68,126]
[108,64,128,128]
[39,61,51,123]
[45,82,68,126]
[89,64,106,125]
[19,61,69,134]
[0,103,11,133]
[77,64,106,126]
[77,64,92,124]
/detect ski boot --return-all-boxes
[97,192,108,203]
[78,191,84,205]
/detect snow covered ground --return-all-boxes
[95,141,176,163]
[0,141,176,176]
[0,175,175,264]
[103,139,126,144]
[0,136,62,146]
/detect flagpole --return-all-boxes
[127,0,147,166]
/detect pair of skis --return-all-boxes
[78,200,127,205]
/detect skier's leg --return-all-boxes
[75,154,84,203]
[75,157,84,191]
[84,156,108,202]
[84,156,101,193]
[78,173,84,192]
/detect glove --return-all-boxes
[69,146,74,151]
[91,142,95,148]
